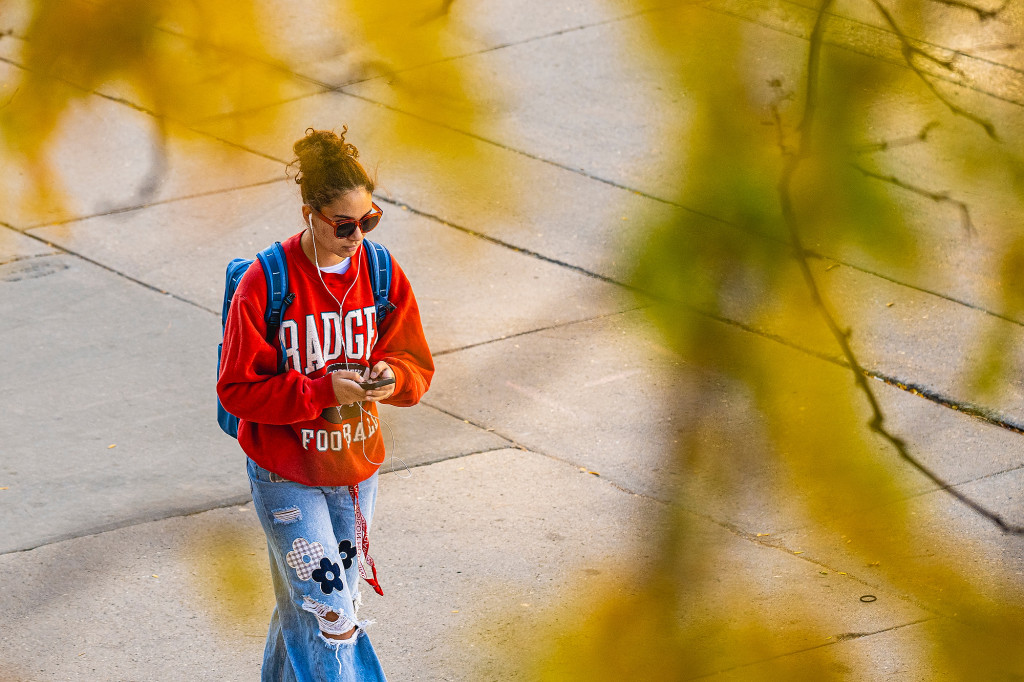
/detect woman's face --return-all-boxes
[303,187,373,262]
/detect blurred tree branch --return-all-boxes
[850,162,974,234]
[869,0,998,138]
[927,0,1010,21]
[779,0,1024,533]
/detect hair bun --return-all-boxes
[289,125,374,208]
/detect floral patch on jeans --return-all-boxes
[286,538,326,581]
[338,540,357,570]
[312,558,345,595]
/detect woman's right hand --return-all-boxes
[331,370,366,406]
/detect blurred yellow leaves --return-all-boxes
[0,0,485,221]
[530,0,1024,679]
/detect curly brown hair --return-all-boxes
[290,126,375,210]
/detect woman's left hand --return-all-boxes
[363,361,396,402]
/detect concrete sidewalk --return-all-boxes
[3,0,1024,679]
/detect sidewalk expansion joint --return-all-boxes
[380,196,634,290]
[19,177,285,231]
[694,306,1024,438]
[420,400,669,503]
[383,447,514,475]
[0,493,252,557]
[433,306,648,357]
[685,617,935,680]
[419,402,521,449]
[1,224,217,315]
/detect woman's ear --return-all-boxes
[301,204,313,229]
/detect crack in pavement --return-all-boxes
[685,617,937,680]
[0,250,59,267]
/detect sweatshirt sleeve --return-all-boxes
[217,263,338,424]
[370,256,434,407]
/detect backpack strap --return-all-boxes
[256,242,293,330]
[256,242,294,372]
[363,239,397,324]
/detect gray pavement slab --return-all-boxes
[428,308,695,502]
[710,613,1024,680]
[342,9,685,203]
[0,448,934,681]
[269,0,665,89]
[26,179,634,352]
[0,251,246,554]
[377,402,508,470]
[770,464,1024,609]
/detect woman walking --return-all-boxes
[218,126,433,681]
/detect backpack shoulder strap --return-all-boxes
[363,239,397,323]
[255,242,292,330]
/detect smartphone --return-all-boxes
[360,377,395,391]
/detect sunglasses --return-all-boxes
[309,202,383,238]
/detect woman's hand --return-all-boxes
[363,361,396,402]
[331,370,367,406]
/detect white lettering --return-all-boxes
[362,306,377,361]
[304,314,325,373]
[343,423,352,447]
[344,310,364,360]
[316,430,328,452]
[329,431,343,451]
[301,429,314,449]
[353,422,366,443]
[280,320,301,372]
[322,312,342,363]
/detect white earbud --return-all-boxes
[307,212,314,230]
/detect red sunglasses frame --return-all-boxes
[308,202,383,238]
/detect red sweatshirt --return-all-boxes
[217,232,433,487]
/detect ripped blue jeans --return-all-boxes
[247,458,387,682]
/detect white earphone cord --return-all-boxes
[308,215,410,478]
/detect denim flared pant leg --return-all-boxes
[247,458,387,682]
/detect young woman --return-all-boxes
[217,127,433,681]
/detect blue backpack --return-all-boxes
[217,240,397,438]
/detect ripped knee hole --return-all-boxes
[302,595,357,639]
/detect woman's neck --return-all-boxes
[300,230,345,268]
